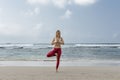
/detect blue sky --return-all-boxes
[0,0,120,43]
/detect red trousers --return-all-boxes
[46,48,61,70]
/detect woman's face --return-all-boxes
[56,30,60,37]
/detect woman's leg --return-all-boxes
[56,49,61,71]
[46,48,56,57]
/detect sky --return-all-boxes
[0,0,120,43]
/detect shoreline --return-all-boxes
[0,60,120,66]
[0,66,120,80]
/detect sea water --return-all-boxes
[0,43,120,66]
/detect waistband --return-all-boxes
[54,48,61,49]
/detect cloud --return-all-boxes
[0,22,44,42]
[74,0,97,6]
[26,0,68,8]
[24,7,40,16]
[52,0,67,8]
[68,0,72,5]
[26,0,97,8]
[61,9,72,19]
[26,0,49,5]
[0,22,42,37]
[0,23,23,36]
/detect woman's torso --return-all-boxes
[54,37,62,48]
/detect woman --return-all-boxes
[46,30,64,72]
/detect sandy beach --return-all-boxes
[0,66,120,80]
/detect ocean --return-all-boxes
[0,43,120,66]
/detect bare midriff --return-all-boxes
[54,43,61,48]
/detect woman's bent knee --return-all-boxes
[46,54,49,57]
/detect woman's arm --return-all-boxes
[60,37,64,45]
[51,38,55,45]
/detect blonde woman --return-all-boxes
[46,30,64,72]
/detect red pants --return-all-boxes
[46,48,61,70]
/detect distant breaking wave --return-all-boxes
[74,43,120,48]
[0,43,120,49]
[0,43,52,49]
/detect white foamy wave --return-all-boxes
[0,43,34,49]
[0,43,53,49]
[74,43,120,48]
[0,43,120,49]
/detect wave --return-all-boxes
[74,43,120,48]
[0,43,72,49]
[0,43,120,49]
[0,43,51,49]
[0,43,33,48]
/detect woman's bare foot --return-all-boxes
[56,69,58,72]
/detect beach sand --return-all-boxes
[0,66,120,80]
